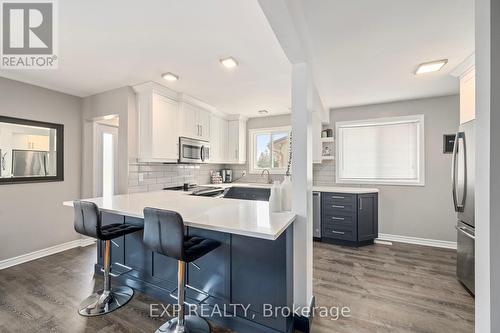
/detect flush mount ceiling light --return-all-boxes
[162,72,179,81]
[415,59,448,75]
[220,57,238,69]
[258,110,269,115]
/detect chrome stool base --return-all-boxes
[156,315,211,333]
[78,286,134,316]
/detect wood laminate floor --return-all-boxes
[0,242,474,333]
[312,241,474,333]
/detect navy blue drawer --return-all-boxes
[322,223,356,241]
[321,193,356,212]
[322,211,356,225]
[321,192,356,205]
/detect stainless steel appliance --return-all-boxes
[178,137,210,163]
[12,150,49,177]
[222,169,233,183]
[313,192,321,239]
[452,120,475,294]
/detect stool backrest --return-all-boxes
[143,208,185,261]
[74,201,101,239]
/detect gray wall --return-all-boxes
[327,95,460,242]
[0,78,82,261]
[82,87,136,197]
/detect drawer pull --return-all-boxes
[331,217,345,221]
[332,196,345,199]
[332,205,345,209]
[331,230,345,235]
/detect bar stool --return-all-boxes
[73,201,143,316]
[143,208,221,333]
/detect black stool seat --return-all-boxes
[73,200,143,317]
[101,223,143,240]
[143,208,221,333]
[184,236,220,262]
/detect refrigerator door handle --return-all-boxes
[455,225,475,240]
[452,132,466,212]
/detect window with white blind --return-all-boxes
[336,115,425,186]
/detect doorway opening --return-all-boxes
[93,116,119,197]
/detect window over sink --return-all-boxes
[249,126,291,174]
[336,115,425,186]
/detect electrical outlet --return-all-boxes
[139,173,144,182]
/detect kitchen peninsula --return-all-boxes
[64,190,296,333]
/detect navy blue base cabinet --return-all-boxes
[96,213,294,333]
[320,192,378,246]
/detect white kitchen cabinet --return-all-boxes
[312,111,322,163]
[459,67,475,124]
[134,82,180,163]
[227,118,246,164]
[209,115,226,163]
[179,102,211,141]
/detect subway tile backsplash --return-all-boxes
[128,159,335,193]
[128,163,225,193]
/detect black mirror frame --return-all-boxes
[0,116,64,185]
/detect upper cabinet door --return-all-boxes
[210,115,221,162]
[180,103,199,139]
[151,94,179,161]
[312,112,322,163]
[460,67,475,124]
[197,108,211,141]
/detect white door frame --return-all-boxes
[93,123,119,197]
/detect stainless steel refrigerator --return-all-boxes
[12,150,49,177]
[452,120,475,295]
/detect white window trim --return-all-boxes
[248,125,292,174]
[335,115,425,186]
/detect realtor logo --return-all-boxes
[1,0,58,69]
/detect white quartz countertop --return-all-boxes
[312,186,379,194]
[204,182,379,194]
[202,183,379,194]
[63,190,296,241]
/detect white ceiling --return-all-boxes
[0,0,292,117]
[299,0,475,109]
[1,1,475,115]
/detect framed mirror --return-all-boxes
[0,116,63,184]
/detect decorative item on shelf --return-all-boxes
[269,181,282,212]
[210,171,223,184]
[322,146,331,156]
[321,128,333,138]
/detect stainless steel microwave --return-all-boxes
[178,137,211,163]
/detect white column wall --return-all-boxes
[475,0,500,331]
[291,63,314,308]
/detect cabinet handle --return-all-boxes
[332,195,344,199]
[331,217,345,221]
[332,205,344,209]
[359,197,363,210]
[200,125,203,137]
[331,230,345,235]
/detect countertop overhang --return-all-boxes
[64,190,296,241]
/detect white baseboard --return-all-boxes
[0,238,96,270]
[377,233,457,249]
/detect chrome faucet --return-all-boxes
[261,169,272,184]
